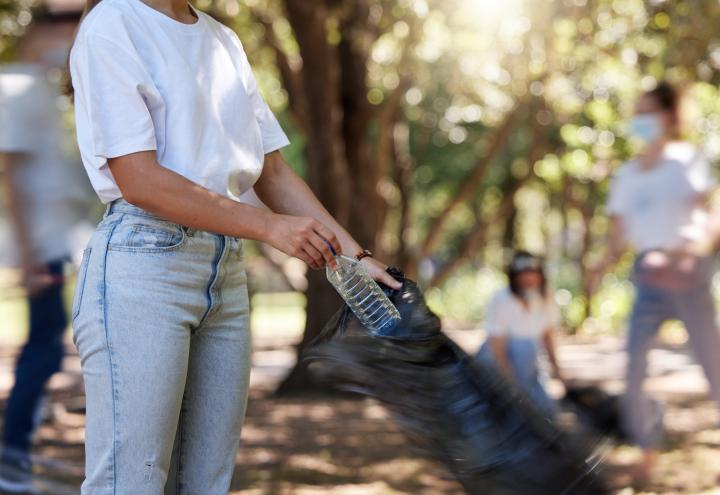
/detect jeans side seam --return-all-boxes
[176,396,186,495]
[101,216,123,495]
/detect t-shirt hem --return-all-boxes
[263,136,291,155]
[100,141,157,161]
[98,192,124,204]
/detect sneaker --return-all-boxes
[0,456,32,494]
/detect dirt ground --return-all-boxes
[1,328,720,494]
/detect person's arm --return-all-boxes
[603,169,628,269]
[542,329,563,382]
[0,154,33,261]
[253,151,400,287]
[588,214,626,287]
[688,152,720,252]
[607,214,626,265]
[107,151,401,288]
[484,293,513,378]
[0,153,53,294]
[488,336,513,379]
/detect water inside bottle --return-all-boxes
[326,255,401,334]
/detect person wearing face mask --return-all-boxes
[605,81,720,485]
[476,251,564,417]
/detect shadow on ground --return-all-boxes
[1,335,720,494]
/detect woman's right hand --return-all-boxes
[265,214,341,270]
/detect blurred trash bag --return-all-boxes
[564,384,664,447]
[304,268,609,495]
[563,385,627,440]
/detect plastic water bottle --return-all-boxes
[326,254,401,335]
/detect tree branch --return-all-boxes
[248,6,309,132]
[283,0,351,222]
[427,109,549,288]
[418,104,524,260]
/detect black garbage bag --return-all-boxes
[303,269,609,495]
[563,384,662,445]
[563,385,626,441]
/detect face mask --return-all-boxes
[520,289,542,304]
[629,113,663,143]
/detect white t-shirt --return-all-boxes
[607,143,714,252]
[69,0,290,203]
[0,64,95,265]
[484,288,561,340]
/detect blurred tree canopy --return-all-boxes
[0,0,34,55]
[208,0,720,390]
[212,0,720,342]
[3,0,720,388]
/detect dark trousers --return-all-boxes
[3,260,67,458]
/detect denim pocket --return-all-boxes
[109,221,187,254]
[72,247,92,322]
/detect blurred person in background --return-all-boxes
[605,81,720,485]
[476,251,564,417]
[0,6,94,492]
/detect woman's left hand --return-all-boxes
[360,257,403,290]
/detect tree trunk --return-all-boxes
[394,121,415,271]
[502,206,518,250]
[276,0,388,395]
[578,182,600,323]
[276,0,351,395]
[340,0,380,251]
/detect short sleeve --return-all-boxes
[606,171,628,216]
[236,46,290,154]
[687,151,716,193]
[70,34,157,167]
[484,292,510,337]
[0,73,36,153]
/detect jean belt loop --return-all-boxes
[103,200,118,219]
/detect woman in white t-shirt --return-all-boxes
[67,0,402,493]
[477,252,563,416]
[606,82,720,484]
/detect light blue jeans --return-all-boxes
[71,200,252,494]
[477,338,557,417]
[623,255,720,449]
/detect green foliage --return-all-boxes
[4,0,720,331]
[0,0,34,58]
[394,0,720,328]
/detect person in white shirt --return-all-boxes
[477,251,564,416]
[606,81,720,484]
[66,0,402,493]
[0,10,95,493]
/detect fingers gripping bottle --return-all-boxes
[325,247,401,336]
